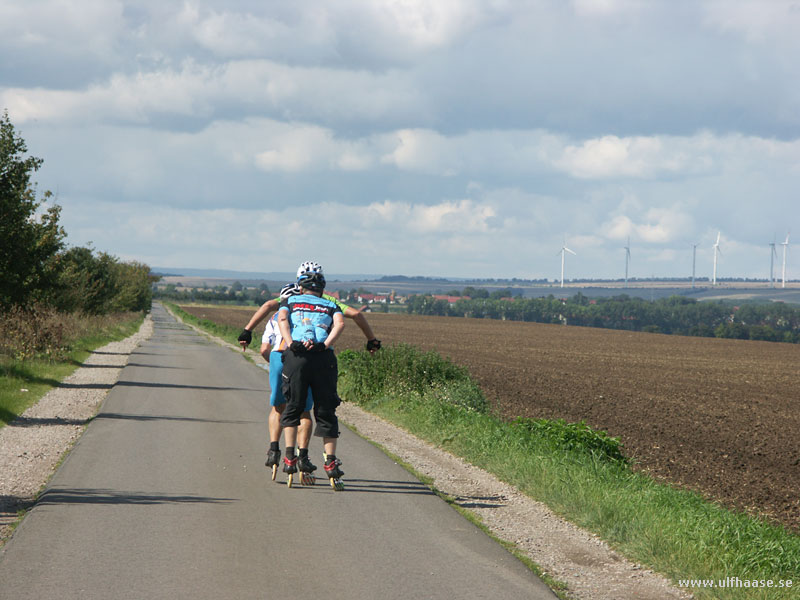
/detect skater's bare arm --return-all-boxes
[344,306,375,340]
[325,312,345,349]
[245,299,279,332]
[239,299,280,349]
[344,306,380,354]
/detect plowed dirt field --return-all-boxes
[180,305,800,532]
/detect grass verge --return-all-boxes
[0,313,144,427]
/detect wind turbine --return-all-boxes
[711,232,721,286]
[769,238,777,288]
[624,237,631,288]
[559,238,576,288]
[781,233,790,288]
[691,242,699,288]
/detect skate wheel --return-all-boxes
[271,464,277,481]
[287,473,293,488]
[330,477,344,491]
[301,472,316,486]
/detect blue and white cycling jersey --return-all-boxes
[279,294,342,345]
[262,313,279,347]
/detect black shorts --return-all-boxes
[279,348,340,438]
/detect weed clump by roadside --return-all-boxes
[1,304,71,361]
[510,417,628,464]
[338,344,489,414]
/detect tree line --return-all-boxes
[1,110,155,315]
[405,292,800,344]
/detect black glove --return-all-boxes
[238,329,252,344]
[366,338,381,352]
[290,340,305,353]
[312,342,327,352]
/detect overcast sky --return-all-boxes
[3,0,799,281]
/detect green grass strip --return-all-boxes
[0,315,143,427]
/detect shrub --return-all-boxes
[510,417,628,464]
[748,325,780,342]
[0,304,69,360]
[338,344,489,413]
[0,304,137,361]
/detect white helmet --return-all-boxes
[296,260,323,279]
[279,283,302,299]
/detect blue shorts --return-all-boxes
[269,351,313,410]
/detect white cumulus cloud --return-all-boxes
[363,199,497,234]
[554,135,683,179]
[602,206,694,244]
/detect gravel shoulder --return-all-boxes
[0,308,691,600]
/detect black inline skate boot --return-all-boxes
[283,456,298,487]
[324,456,344,491]
[265,448,281,481]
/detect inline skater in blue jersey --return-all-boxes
[278,269,346,489]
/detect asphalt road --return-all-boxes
[0,304,555,599]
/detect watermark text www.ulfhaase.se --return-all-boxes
[678,577,792,589]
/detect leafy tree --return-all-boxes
[568,292,591,306]
[748,325,779,342]
[53,247,155,314]
[0,111,65,308]
[109,259,155,312]
[490,288,513,300]
[54,246,116,313]
[715,322,749,340]
[462,286,489,299]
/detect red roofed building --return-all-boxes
[433,295,462,304]
[357,293,389,304]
